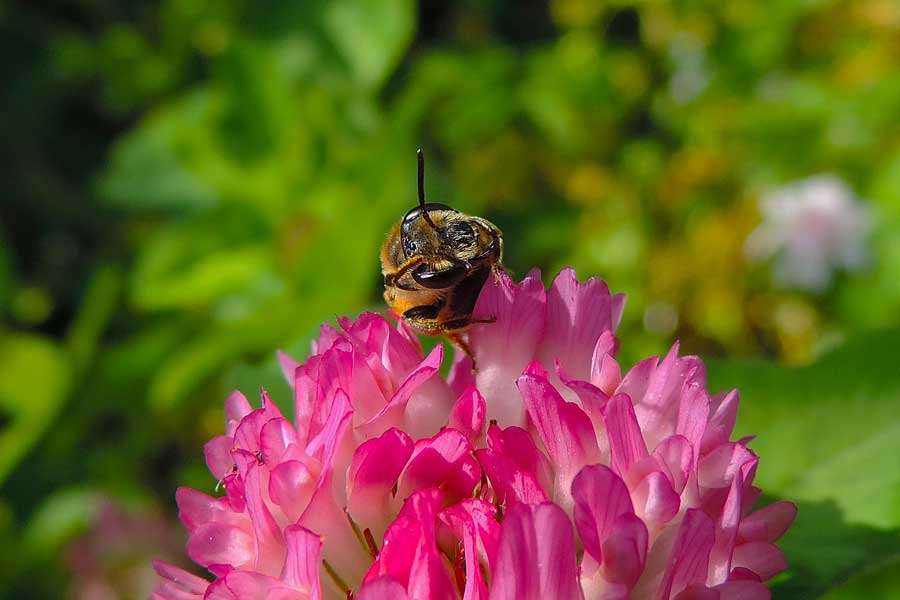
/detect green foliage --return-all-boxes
[2,0,900,597]
[0,335,71,484]
[707,329,900,599]
[820,557,900,600]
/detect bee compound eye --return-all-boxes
[442,222,475,247]
[404,238,418,256]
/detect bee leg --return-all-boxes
[401,303,444,336]
[445,331,475,366]
[468,316,496,325]
[441,318,491,370]
[490,263,507,284]
[384,256,426,286]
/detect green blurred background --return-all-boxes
[2,0,899,598]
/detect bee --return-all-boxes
[381,150,504,358]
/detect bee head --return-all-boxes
[399,150,478,259]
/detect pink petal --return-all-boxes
[730,542,787,580]
[364,489,457,600]
[538,268,620,382]
[701,390,739,454]
[594,352,622,395]
[615,357,657,412]
[631,470,680,526]
[224,391,253,434]
[186,521,254,570]
[571,464,635,562]
[657,508,716,600]
[737,501,797,543]
[268,460,316,523]
[601,512,649,587]
[518,371,600,505]
[560,377,610,418]
[363,344,443,435]
[470,269,547,427]
[299,467,371,586]
[489,502,582,600]
[207,571,305,600]
[712,580,770,600]
[402,347,458,440]
[611,293,626,331]
[311,321,342,355]
[150,588,196,600]
[673,586,719,600]
[459,528,490,600]
[233,396,286,457]
[294,347,352,445]
[362,313,423,377]
[152,560,208,599]
[708,475,743,585]
[259,417,300,466]
[281,525,323,598]
[397,428,480,504]
[197,578,235,600]
[605,393,649,478]
[556,359,610,425]
[486,424,553,493]
[438,501,494,600]
[632,345,689,440]
[448,350,476,397]
[277,350,300,387]
[590,330,619,381]
[151,586,201,600]
[222,473,245,513]
[476,448,550,505]
[299,406,370,584]
[523,352,550,378]
[393,316,425,359]
[304,389,353,468]
[233,450,285,575]
[205,435,236,481]
[347,428,414,537]
[448,386,487,443]
[727,568,762,582]
[699,444,758,492]
[438,499,501,572]
[357,577,412,600]
[676,383,711,470]
[175,487,231,531]
[652,435,693,495]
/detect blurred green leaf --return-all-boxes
[323,0,414,90]
[0,334,71,485]
[65,265,123,380]
[0,239,12,313]
[22,488,102,560]
[132,239,276,312]
[98,106,218,211]
[820,556,900,600]
[707,329,900,598]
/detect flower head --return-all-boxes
[745,174,872,291]
[153,268,795,600]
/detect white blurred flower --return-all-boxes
[668,33,708,104]
[745,174,872,292]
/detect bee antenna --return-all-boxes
[416,148,438,230]
[417,148,426,207]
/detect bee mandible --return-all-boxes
[381,150,504,358]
